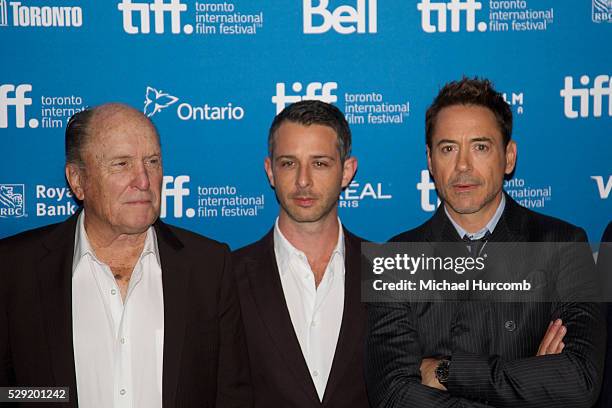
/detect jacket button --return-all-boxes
[504,320,516,332]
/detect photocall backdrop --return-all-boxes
[0,0,610,250]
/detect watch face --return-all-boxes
[436,359,450,383]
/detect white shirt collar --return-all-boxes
[72,210,161,275]
[273,217,345,277]
[445,193,506,240]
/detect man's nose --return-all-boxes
[296,164,312,188]
[132,162,151,190]
[455,147,473,172]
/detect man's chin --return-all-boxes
[445,198,484,215]
[118,212,157,233]
[284,206,327,224]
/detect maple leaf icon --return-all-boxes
[143,86,179,117]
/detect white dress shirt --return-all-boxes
[71,211,164,408]
[273,218,345,401]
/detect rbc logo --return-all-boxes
[272,82,338,114]
[303,0,377,34]
[0,84,37,128]
[417,0,486,33]
[0,184,26,218]
[591,175,612,199]
[560,75,612,118]
[161,175,194,218]
[592,0,612,23]
[117,0,192,34]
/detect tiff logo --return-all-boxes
[0,84,38,128]
[417,0,486,33]
[117,0,192,34]
[303,0,377,34]
[560,75,612,118]
[591,175,612,199]
[416,169,440,212]
[161,175,195,218]
[271,82,338,114]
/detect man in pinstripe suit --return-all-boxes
[365,78,606,407]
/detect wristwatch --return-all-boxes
[435,358,451,384]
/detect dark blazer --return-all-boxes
[0,213,252,408]
[232,228,370,408]
[366,195,606,408]
[597,221,612,408]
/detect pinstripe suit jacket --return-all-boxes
[365,195,606,408]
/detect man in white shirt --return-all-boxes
[0,103,251,407]
[233,100,371,408]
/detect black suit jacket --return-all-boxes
[0,213,252,408]
[232,228,370,408]
[597,221,612,408]
[366,195,606,408]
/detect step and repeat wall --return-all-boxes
[0,0,610,249]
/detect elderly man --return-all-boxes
[0,103,251,407]
[233,100,370,407]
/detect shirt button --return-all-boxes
[120,337,126,344]
[311,320,317,328]
[504,320,516,332]
[111,289,117,295]
[119,389,126,396]
[312,370,319,377]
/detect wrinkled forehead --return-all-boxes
[88,107,160,151]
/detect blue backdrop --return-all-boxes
[1,0,610,249]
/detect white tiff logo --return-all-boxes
[417,0,486,33]
[118,0,192,34]
[416,169,440,212]
[560,75,612,118]
[0,84,37,128]
[161,175,192,218]
[271,82,338,114]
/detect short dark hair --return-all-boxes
[65,108,98,166]
[425,77,512,148]
[268,100,352,162]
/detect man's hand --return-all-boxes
[420,358,447,391]
[419,320,565,391]
[536,319,566,356]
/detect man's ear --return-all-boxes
[264,157,275,188]
[66,163,86,201]
[341,156,358,188]
[505,140,517,175]
[426,145,433,175]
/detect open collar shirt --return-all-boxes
[273,218,346,401]
[71,211,164,408]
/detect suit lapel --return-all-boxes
[322,229,365,405]
[37,214,79,405]
[246,232,320,405]
[155,221,189,408]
